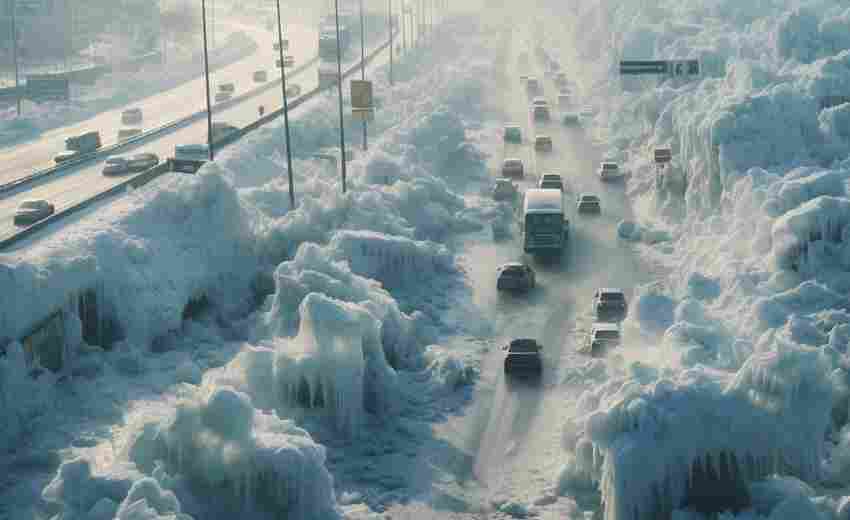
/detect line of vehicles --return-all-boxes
[499,45,632,380]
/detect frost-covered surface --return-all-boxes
[542,0,850,518]
[0,24,490,520]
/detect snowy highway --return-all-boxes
[0,28,390,246]
[0,20,305,187]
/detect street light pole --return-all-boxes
[201,0,214,161]
[388,0,393,86]
[401,3,406,51]
[333,0,347,193]
[275,0,296,209]
[10,0,20,117]
[359,0,367,151]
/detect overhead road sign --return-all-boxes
[620,59,700,77]
[654,147,672,164]
[25,74,70,101]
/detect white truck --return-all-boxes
[521,189,569,255]
[172,144,209,174]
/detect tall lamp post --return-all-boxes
[333,0,347,193]
[359,0,367,151]
[388,0,393,86]
[275,0,296,208]
[10,0,20,117]
[201,0,214,160]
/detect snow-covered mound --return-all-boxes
[567,346,834,520]
[126,386,338,519]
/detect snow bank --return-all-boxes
[127,386,338,519]
[570,345,834,520]
[0,341,58,453]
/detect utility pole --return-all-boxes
[333,0,347,193]
[359,0,367,151]
[401,2,406,51]
[10,0,20,117]
[201,0,214,160]
[388,0,393,85]
[275,0,296,208]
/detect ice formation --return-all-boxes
[573,346,834,520]
[127,386,338,519]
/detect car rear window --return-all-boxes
[602,292,625,300]
[596,330,620,339]
[602,163,618,170]
[509,340,539,353]
[505,160,522,167]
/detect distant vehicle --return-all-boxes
[503,338,543,376]
[273,39,289,51]
[258,105,265,117]
[318,64,339,89]
[593,288,628,321]
[519,74,529,83]
[522,188,569,255]
[534,135,553,152]
[128,152,159,172]
[121,107,143,125]
[538,173,563,191]
[580,106,596,119]
[555,72,568,85]
[493,178,519,201]
[497,262,536,291]
[117,128,142,141]
[65,131,101,154]
[532,105,550,122]
[218,83,235,94]
[54,150,80,164]
[583,322,622,357]
[102,156,130,175]
[558,93,570,108]
[577,193,601,214]
[598,161,624,181]
[532,96,548,107]
[501,158,524,179]
[253,70,268,82]
[173,144,209,173]
[526,77,541,96]
[14,199,55,225]
[276,55,295,68]
[503,124,522,143]
[286,83,302,97]
[215,91,232,103]
[211,122,239,142]
[562,112,581,126]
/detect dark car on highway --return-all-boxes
[503,338,543,376]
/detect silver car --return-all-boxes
[501,158,524,179]
[102,156,131,175]
[583,322,622,357]
[14,199,55,225]
[577,194,601,214]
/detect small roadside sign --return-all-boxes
[351,79,374,121]
[620,60,668,75]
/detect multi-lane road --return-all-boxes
[0,18,394,247]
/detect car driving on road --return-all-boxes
[102,156,130,176]
[532,105,550,122]
[593,288,628,321]
[14,199,55,225]
[117,128,142,141]
[503,124,522,143]
[534,135,553,152]
[562,112,581,126]
[493,179,519,202]
[582,322,622,357]
[501,158,524,179]
[121,107,143,125]
[128,153,160,172]
[496,262,536,291]
[577,194,601,214]
[598,161,624,181]
[503,338,543,376]
[538,173,563,191]
[54,150,79,164]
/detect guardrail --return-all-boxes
[0,33,395,251]
[0,53,322,197]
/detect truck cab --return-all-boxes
[521,189,569,256]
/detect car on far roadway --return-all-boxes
[496,262,536,291]
[519,74,529,83]
[502,158,524,179]
[121,107,143,125]
[577,193,601,214]
[534,135,553,152]
[117,128,142,141]
[503,124,522,143]
[493,179,519,201]
[562,112,581,126]
[14,199,55,225]
[538,173,563,191]
[582,322,622,357]
[598,161,624,181]
[102,156,130,176]
[214,91,232,103]
[532,96,548,107]
[503,338,543,376]
[532,105,550,122]
[593,287,628,321]
[286,83,302,97]
[253,70,268,82]
[54,150,79,164]
[128,153,160,172]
